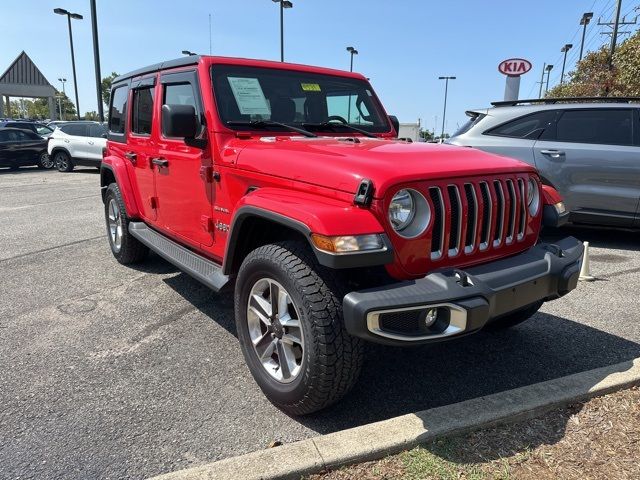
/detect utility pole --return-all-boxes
[438,76,455,140]
[560,44,573,84]
[598,0,637,69]
[90,0,104,122]
[538,62,546,98]
[579,12,594,61]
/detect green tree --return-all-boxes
[101,72,119,108]
[55,92,78,120]
[84,111,99,121]
[547,31,640,97]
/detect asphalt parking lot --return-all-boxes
[1,168,639,480]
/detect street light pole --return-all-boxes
[544,64,554,95]
[560,44,573,84]
[58,77,67,119]
[438,76,456,140]
[90,0,104,122]
[272,0,293,62]
[579,12,594,61]
[54,8,83,120]
[346,46,358,72]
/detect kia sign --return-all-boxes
[498,58,532,77]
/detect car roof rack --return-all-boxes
[491,97,640,107]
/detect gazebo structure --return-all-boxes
[0,51,58,119]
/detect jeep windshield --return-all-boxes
[211,64,391,135]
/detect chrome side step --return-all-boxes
[129,222,228,292]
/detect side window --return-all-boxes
[0,131,9,142]
[486,111,557,139]
[109,85,129,135]
[61,124,89,136]
[88,123,108,138]
[164,83,197,109]
[162,82,199,137]
[131,87,155,135]
[14,130,31,141]
[556,109,633,146]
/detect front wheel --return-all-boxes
[54,151,73,172]
[235,241,364,415]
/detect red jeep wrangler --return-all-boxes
[101,56,582,415]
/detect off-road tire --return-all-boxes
[235,241,364,415]
[104,183,149,265]
[486,301,543,330]
[54,151,74,172]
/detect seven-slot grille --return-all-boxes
[429,177,529,260]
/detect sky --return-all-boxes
[2,0,638,132]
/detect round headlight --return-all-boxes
[389,189,415,231]
[527,178,540,216]
[388,189,430,238]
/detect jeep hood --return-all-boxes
[232,136,536,198]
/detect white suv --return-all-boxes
[48,121,108,172]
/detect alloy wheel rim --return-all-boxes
[56,154,67,170]
[247,278,304,383]
[107,199,123,252]
[41,152,53,168]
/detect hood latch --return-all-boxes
[354,178,374,206]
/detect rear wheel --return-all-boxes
[235,241,364,415]
[104,183,149,264]
[37,151,54,169]
[54,151,73,172]
[486,301,543,330]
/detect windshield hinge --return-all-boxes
[354,178,374,206]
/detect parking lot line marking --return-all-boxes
[0,235,105,263]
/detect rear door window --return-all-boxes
[131,87,155,135]
[60,123,89,136]
[486,111,557,139]
[555,109,634,146]
[88,123,108,138]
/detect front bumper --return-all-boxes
[343,236,583,346]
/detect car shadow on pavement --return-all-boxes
[297,312,640,434]
[153,265,640,436]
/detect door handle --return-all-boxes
[88,141,94,145]
[540,149,565,158]
[151,157,169,167]
[125,152,137,164]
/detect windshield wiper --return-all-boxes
[303,121,377,138]
[226,120,317,138]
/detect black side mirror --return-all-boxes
[162,104,198,138]
[388,115,400,137]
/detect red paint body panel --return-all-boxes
[542,184,563,205]
[105,55,554,281]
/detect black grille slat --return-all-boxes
[506,180,516,241]
[379,310,422,335]
[464,184,476,249]
[479,182,491,247]
[493,181,504,244]
[429,187,443,256]
[447,186,460,252]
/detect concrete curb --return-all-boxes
[151,357,640,480]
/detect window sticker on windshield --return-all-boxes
[227,77,271,115]
[301,83,321,92]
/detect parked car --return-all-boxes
[0,120,55,138]
[101,55,582,414]
[47,121,108,172]
[447,98,640,228]
[0,127,52,169]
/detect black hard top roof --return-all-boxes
[113,56,201,85]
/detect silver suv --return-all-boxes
[447,98,640,229]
